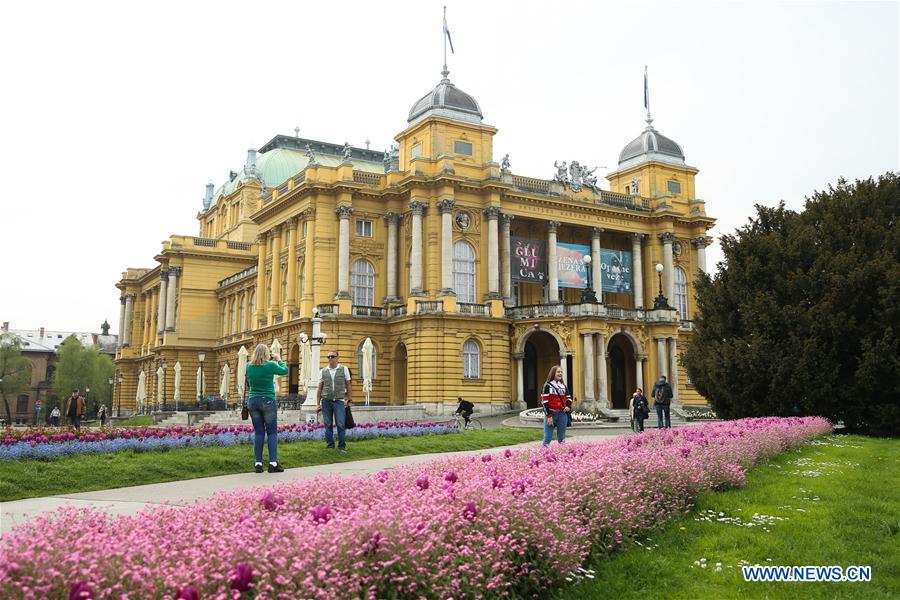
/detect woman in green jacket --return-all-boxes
[245,343,289,473]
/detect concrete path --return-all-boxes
[0,430,624,536]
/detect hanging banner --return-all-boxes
[511,237,546,283]
[557,243,591,288]
[600,249,633,294]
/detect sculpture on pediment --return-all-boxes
[500,153,511,174]
[553,161,568,184]
[553,160,600,192]
[305,144,318,166]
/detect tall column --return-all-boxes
[636,355,645,392]
[141,293,150,350]
[692,236,709,275]
[591,227,603,303]
[656,337,668,380]
[438,199,456,295]
[270,225,283,314]
[595,333,608,408]
[335,207,353,300]
[117,296,126,349]
[284,218,298,314]
[559,352,568,387]
[485,207,501,298]
[165,267,179,331]
[255,232,267,325]
[148,291,157,347]
[501,213,513,305]
[513,353,525,410]
[156,271,168,335]
[547,221,560,303]
[582,332,596,407]
[409,201,427,296]
[659,232,675,302]
[384,212,400,302]
[123,293,135,348]
[302,210,316,308]
[630,233,645,308]
[669,337,680,406]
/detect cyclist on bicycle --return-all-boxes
[455,396,475,427]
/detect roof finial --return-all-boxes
[442,5,454,81]
[294,125,300,138]
[643,65,654,130]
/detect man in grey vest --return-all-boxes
[317,350,352,451]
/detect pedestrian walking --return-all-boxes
[97,403,107,427]
[631,388,649,433]
[245,343,288,473]
[316,350,352,452]
[651,375,673,429]
[64,389,86,430]
[49,406,60,427]
[541,365,572,446]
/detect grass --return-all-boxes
[558,434,900,599]
[0,428,541,502]
[114,415,154,427]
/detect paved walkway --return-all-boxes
[0,430,624,535]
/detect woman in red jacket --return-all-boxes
[541,366,572,446]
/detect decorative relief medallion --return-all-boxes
[672,241,683,257]
[455,211,472,231]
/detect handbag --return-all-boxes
[345,404,356,429]
[241,403,249,421]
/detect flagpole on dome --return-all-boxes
[644,65,654,129]
[442,5,455,81]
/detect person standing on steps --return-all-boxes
[651,375,673,429]
[316,350,352,453]
[630,387,649,433]
[245,343,288,473]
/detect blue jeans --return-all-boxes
[248,396,278,463]
[542,409,568,445]
[69,416,81,430]
[656,403,671,429]
[322,399,346,449]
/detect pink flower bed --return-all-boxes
[0,417,831,599]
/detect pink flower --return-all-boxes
[415,476,430,490]
[444,471,458,484]
[462,501,478,520]
[260,491,283,512]
[481,454,492,462]
[230,563,253,592]
[504,448,513,458]
[175,586,199,600]
[311,506,333,524]
[69,581,93,599]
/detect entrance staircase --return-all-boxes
[603,408,687,428]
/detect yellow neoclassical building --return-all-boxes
[114,66,714,416]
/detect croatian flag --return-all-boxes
[643,66,649,111]
[444,9,455,54]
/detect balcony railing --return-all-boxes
[679,319,695,331]
[597,191,651,211]
[505,303,646,320]
[415,300,443,315]
[227,241,252,251]
[390,305,408,317]
[192,237,217,247]
[511,175,551,194]
[273,314,284,324]
[457,302,490,316]
[352,305,387,318]
[506,303,570,319]
[353,171,383,186]
[316,304,339,316]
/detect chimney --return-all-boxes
[39,326,45,338]
[1,321,8,332]
[245,149,257,175]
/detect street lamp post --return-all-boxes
[107,377,113,417]
[580,254,597,303]
[653,263,670,309]
[116,375,124,416]
[198,351,205,410]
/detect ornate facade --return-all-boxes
[114,68,714,415]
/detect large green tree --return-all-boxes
[683,173,900,437]
[53,336,115,416]
[0,333,33,424]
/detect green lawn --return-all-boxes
[559,434,900,599]
[113,415,154,427]
[0,428,541,502]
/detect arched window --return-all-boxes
[230,298,236,333]
[357,340,377,380]
[351,259,375,307]
[222,302,229,335]
[239,293,246,332]
[463,339,480,379]
[674,267,688,318]
[453,241,476,303]
[299,262,305,298]
[281,264,288,304]
[249,291,256,328]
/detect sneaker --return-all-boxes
[339,448,347,453]
[268,463,285,473]
[254,463,263,473]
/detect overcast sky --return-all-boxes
[1,0,897,334]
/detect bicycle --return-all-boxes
[447,412,483,431]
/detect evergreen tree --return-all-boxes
[0,333,33,424]
[683,173,900,436]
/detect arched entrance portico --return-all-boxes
[519,330,562,409]
[392,343,407,405]
[607,333,637,409]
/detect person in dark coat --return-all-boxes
[651,376,673,429]
[630,388,650,432]
[64,389,86,430]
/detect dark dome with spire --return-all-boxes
[617,116,686,169]
[407,69,483,126]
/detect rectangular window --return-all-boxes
[625,186,631,195]
[17,395,29,414]
[355,220,373,237]
[667,180,682,194]
[411,144,423,158]
[454,141,473,156]
[302,221,308,238]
